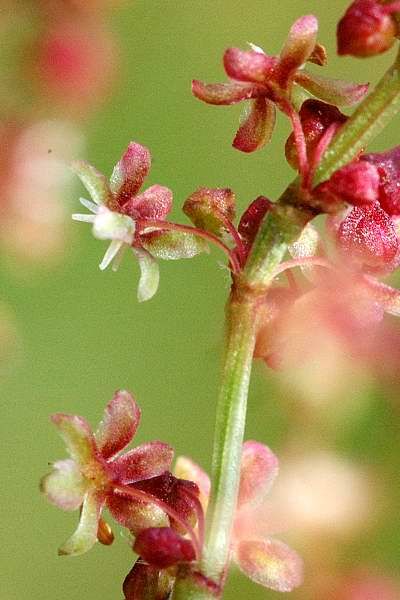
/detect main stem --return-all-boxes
[173,44,400,600]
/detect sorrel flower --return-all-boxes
[72,142,208,301]
[40,390,174,555]
[337,0,400,58]
[193,15,368,154]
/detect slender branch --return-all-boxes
[138,219,241,273]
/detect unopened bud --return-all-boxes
[337,0,398,58]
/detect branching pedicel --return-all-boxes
[41,2,400,598]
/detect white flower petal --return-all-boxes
[99,240,124,271]
[72,213,96,223]
[79,197,99,213]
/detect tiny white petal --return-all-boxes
[248,42,266,54]
[79,197,99,213]
[72,213,96,223]
[111,245,127,272]
[99,240,124,271]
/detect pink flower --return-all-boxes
[32,20,116,112]
[193,16,368,153]
[72,142,207,301]
[40,390,173,556]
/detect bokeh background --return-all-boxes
[1,1,400,598]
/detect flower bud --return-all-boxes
[285,100,347,170]
[337,0,398,58]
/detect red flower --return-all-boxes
[193,16,368,153]
[40,391,173,555]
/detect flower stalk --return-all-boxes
[174,40,400,600]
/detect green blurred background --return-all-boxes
[1,1,399,598]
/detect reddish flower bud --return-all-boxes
[337,0,398,58]
[133,527,196,569]
[362,146,400,215]
[183,187,236,238]
[337,204,399,272]
[323,161,381,206]
[285,100,347,170]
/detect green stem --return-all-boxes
[173,44,400,600]
[313,47,400,185]
[203,299,257,580]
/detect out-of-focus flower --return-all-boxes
[40,390,174,556]
[193,16,368,153]
[72,142,208,301]
[262,451,374,538]
[183,442,303,593]
[31,20,116,113]
[322,570,400,600]
[254,254,400,404]
[337,0,399,58]
[0,119,83,263]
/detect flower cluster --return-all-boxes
[41,392,301,598]
[42,1,400,598]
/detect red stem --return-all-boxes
[113,484,202,560]
[137,219,241,273]
[219,215,246,267]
